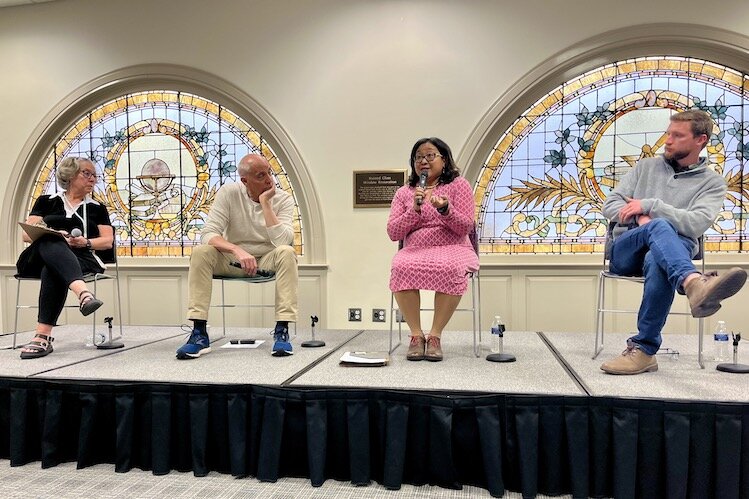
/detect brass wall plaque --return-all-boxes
[353,170,407,208]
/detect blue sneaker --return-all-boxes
[272,325,293,357]
[176,329,211,359]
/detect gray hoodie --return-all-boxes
[602,155,727,253]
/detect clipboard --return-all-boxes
[19,222,68,242]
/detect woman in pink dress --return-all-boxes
[387,138,479,361]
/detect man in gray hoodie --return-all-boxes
[600,110,746,375]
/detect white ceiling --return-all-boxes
[0,0,57,7]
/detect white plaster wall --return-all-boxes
[1,0,748,332]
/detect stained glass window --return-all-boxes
[31,91,303,257]
[476,56,748,254]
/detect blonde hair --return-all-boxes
[56,157,91,189]
[671,110,714,138]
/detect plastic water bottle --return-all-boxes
[491,315,505,354]
[713,321,729,362]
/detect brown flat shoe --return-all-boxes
[425,336,443,362]
[406,335,425,361]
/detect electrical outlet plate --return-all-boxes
[348,308,362,321]
[372,309,385,322]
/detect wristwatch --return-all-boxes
[85,239,92,250]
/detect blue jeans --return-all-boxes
[609,218,697,355]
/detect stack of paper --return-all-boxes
[339,351,389,367]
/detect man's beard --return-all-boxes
[664,149,689,161]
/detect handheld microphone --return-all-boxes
[70,228,82,238]
[229,262,275,277]
[416,170,428,206]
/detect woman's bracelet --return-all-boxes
[437,203,449,215]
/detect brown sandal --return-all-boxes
[20,334,54,359]
[78,290,103,316]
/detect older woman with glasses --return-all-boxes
[16,157,114,359]
[387,137,479,361]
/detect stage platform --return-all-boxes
[1,326,748,498]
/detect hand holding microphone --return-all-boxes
[229,261,275,278]
[415,169,429,207]
[69,228,89,249]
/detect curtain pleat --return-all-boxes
[429,404,458,489]
[227,392,248,477]
[188,392,209,476]
[538,401,567,495]
[41,389,62,468]
[715,413,742,499]
[563,403,589,499]
[115,392,134,473]
[382,400,408,489]
[150,391,171,475]
[612,406,638,499]
[664,411,690,499]
[476,404,505,498]
[256,395,285,482]
[637,408,664,498]
[347,398,371,485]
[305,399,327,486]
[689,410,714,498]
[77,391,100,469]
[513,399,540,498]
[1,379,749,498]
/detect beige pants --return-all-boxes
[187,244,298,322]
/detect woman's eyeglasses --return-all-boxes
[414,153,442,163]
[79,171,100,180]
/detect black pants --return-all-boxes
[16,237,100,326]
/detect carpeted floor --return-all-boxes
[0,459,574,498]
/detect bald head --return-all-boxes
[238,154,270,178]
[238,154,275,201]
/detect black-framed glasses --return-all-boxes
[79,170,100,180]
[414,152,442,163]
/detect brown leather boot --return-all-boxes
[600,343,658,375]
[424,336,443,362]
[406,335,426,361]
[685,267,747,318]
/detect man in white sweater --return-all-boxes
[176,154,298,359]
[599,110,746,375]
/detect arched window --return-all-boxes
[476,56,748,254]
[32,90,303,257]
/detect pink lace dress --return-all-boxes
[387,177,479,295]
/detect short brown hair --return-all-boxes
[670,110,713,138]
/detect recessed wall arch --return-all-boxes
[2,63,326,264]
[458,23,749,254]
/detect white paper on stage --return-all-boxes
[339,351,389,366]
[220,340,265,349]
